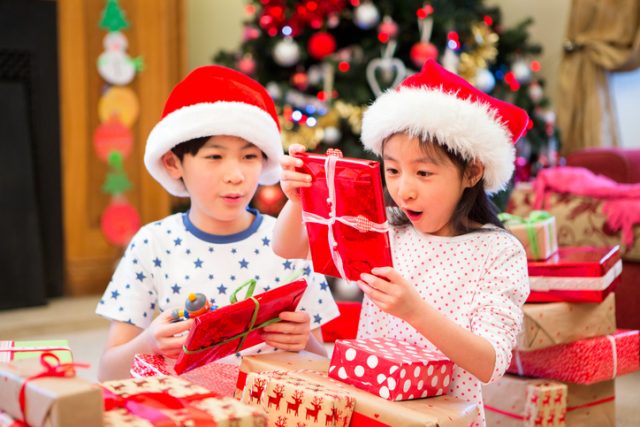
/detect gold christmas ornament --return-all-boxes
[458,22,499,82]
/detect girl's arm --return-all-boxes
[98,312,193,381]
[272,144,312,259]
[358,268,496,382]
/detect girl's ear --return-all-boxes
[464,160,485,189]
[161,151,183,179]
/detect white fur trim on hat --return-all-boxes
[144,102,283,197]
[361,86,515,193]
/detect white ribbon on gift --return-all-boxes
[301,151,389,283]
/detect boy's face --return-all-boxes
[164,135,265,229]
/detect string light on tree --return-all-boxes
[511,58,532,83]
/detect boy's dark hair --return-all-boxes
[170,136,211,161]
[384,136,504,235]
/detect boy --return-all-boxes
[96,65,339,380]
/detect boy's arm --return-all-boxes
[305,328,328,357]
[272,199,309,259]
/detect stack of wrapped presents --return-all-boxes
[485,211,640,426]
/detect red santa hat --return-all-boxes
[361,59,529,193]
[144,65,282,197]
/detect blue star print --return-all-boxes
[239,259,249,269]
[111,290,120,300]
[194,258,203,268]
[320,281,329,291]
[314,314,322,324]
[262,237,270,246]
[303,266,311,276]
[174,238,182,246]
[282,260,292,270]
[171,284,181,294]
[136,272,146,282]
[217,284,228,295]
[153,257,162,268]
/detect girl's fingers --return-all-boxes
[360,272,391,293]
[287,143,307,155]
[281,170,312,183]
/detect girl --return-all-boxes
[273,59,530,426]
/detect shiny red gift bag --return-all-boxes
[174,278,307,374]
[295,149,393,282]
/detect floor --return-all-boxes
[1,296,639,426]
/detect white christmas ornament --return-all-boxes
[366,41,407,97]
[354,3,380,30]
[528,82,544,102]
[441,48,459,74]
[512,59,532,83]
[323,126,341,145]
[475,68,495,92]
[273,38,300,67]
[266,82,282,100]
[98,32,136,85]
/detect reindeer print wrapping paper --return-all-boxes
[241,370,354,427]
[102,376,267,426]
[482,374,568,427]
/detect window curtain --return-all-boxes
[556,0,640,155]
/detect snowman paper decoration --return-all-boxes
[97,32,141,86]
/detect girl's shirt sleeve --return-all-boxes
[95,227,157,329]
[469,233,529,384]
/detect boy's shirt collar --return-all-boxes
[182,208,264,244]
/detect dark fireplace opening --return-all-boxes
[0,0,63,309]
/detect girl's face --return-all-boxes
[383,133,474,237]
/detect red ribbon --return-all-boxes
[18,352,89,424]
[103,387,220,426]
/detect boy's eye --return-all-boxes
[207,154,222,160]
[244,153,260,160]
[417,170,432,177]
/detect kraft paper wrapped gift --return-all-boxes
[0,354,104,427]
[565,381,615,427]
[482,374,567,426]
[130,353,239,397]
[241,370,354,427]
[102,375,267,426]
[0,340,73,364]
[329,338,453,401]
[236,351,478,427]
[516,293,617,351]
[499,211,558,260]
[508,329,640,384]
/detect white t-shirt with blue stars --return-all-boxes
[96,208,340,364]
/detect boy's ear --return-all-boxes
[161,151,183,179]
[464,160,485,188]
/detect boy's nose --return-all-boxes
[223,168,244,184]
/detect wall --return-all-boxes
[610,69,640,149]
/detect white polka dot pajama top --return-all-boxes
[357,224,529,426]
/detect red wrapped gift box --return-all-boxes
[174,278,307,374]
[131,353,239,397]
[329,338,453,401]
[527,246,622,303]
[508,329,640,384]
[295,149,392,282]
[320,301,362,342]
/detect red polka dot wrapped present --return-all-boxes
[328,338,453,401]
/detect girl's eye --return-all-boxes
[385,168,398,175]
[417,170,432,177]
[207,154,222,160]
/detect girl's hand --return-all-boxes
[280,143,312,203]
[357,267,425,324]
[144,310,194,359]
[261,311,311,352]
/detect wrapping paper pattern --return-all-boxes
[0,340,72,363]
[131,353,239,397]
[482,374,567,426]
[241,370,354,427]
[102,376,266,426]
[174,279,306,374]
[502,214,558,260]
[516,293,617,351]
[328,338,453,401]
[565,381,615,427]
[236,351,478,427]
[508,330,640,384]
[295,151,392,282]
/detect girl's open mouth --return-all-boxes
[405,209,423,221]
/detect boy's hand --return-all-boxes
[144,310,194,359]
[261,311,311,352]
[280,143,312,203]
[357,267,426,324]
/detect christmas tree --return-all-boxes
[213,0,560,208]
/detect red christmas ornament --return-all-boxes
[292,70,309,90]
[101,200,141,246]
[410,42,438,67]
[308,32,337,59]
[237,55,256,75]
[253,184,287,216]
[93,117,133,162]
[378,16,398,39]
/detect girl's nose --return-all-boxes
[398,178,417,201]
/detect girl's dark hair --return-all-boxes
[171,136,211,161]
[385,136,504,235]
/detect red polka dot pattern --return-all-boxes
[357,225,529,426]
[328,337,453,401]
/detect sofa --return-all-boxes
[508,148,640,329]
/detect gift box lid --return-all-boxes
[0,340,72,364]
[527,246,620,277]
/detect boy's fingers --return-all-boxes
[162,318,194,336]
[278,311,309,323]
